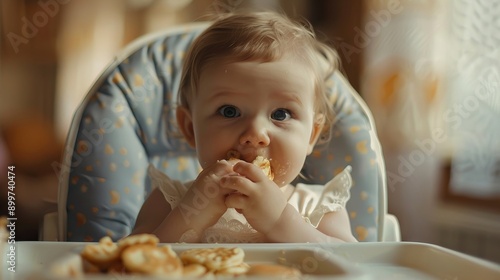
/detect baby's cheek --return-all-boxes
[273,161,298,186]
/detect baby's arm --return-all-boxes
[132,188,170,235]
[132,187,208,242]
[132,186,225,243]
[265,204,358,243]
[134,160,237,242]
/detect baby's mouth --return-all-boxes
[226,150,263,163]
[226,150,274,180]
[226,150,241,161]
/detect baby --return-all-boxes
[132,11,357,243]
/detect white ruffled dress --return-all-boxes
[148,165,352,243]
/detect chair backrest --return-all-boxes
[57,22,387,242]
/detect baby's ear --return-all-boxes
[307,114,325,155]
[176,106,196,147]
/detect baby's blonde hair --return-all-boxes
[179,11,339,141]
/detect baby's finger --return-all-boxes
[233,161,266,182]
[225,193,248,210]
[220,175,252,196]
[227,157,243,166]
[203,160,238,181]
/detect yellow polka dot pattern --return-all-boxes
[355,226,368,241]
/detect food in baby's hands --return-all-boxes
[227,151,274,180]
[252,155,274,180]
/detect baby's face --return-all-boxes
[183,58,321,187]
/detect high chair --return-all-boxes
[41,21,400,242]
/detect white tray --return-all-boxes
[2,242,499,279]
[327,242,500,280]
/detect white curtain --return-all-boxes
[361,0,446,152]
[362,0,499,197]
[360,0,500,242]
[445,0,500,198]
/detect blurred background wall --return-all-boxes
[0,0,499,263]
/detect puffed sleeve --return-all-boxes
[148,164,189,209]
[292,166,352,228]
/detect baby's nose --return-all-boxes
[239,120,270,147]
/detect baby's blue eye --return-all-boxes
[218,105,241,118]
[271,109,291,121]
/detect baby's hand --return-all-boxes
[221,161,288,235]
[179,160,237,229]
